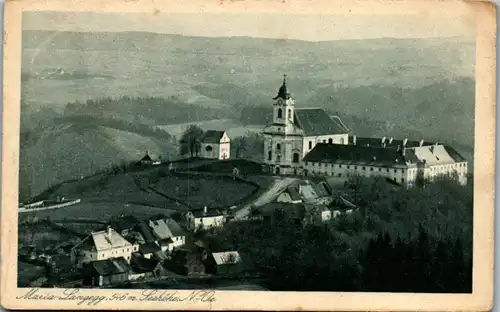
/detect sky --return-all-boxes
[22,11,476,41]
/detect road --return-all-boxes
[233,177,298,220]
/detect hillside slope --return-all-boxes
[19,121,176,200]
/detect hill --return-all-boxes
[19,117,176,200]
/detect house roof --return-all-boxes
[89,257,131,276]
[135,221,157,243]
[443,145,467,162]
[349,136,433,149]
[139,242,161,254]
[330,196,358,211]
[191,208,225,218]
[261,203,306,220]
[149,218,186,239]
[202,130,226,144]
[311,182,331,198]
[298,184,318,201]
[405,145,457,166]
[90,228,132,251]
[285,186,302,201]
[165,219,187,237]
[131,254,161,273]
[110,215,139,232]
[303,143,409,167]
[294,108,349,136]
[141,154,153,161]
[212,251,241,265]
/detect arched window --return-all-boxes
[293,153,300,163]
[340,137,345,144]
[268,151,272,161]
[277,108,283,119]
[288,109,292,119]
[276,143,281,151]
[309,141,312,149]
[205,145,213,152]
[328,138,333,144]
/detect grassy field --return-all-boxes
[21,202,177,222]
[151,175,259,209]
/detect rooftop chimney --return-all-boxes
[107,225,112,237]
[419,139,424,147]
[203,206,208,215]
[381,136,386,145]
[353,135,357,145]
[403,138,408,147]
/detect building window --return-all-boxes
[339,164,342,168]
[309,141,312,149]
[293,153,300,163]
[362,166,366,170]
[340,137,345,144]
[205,145,213,152]
[323,140,326,143]
[355,166,358,170]
[328,138,333,144]
[276,143,281,151]
[379,168,381,172]
[387,168,389,172]
[276,155,281,163]
[288,109,291,118]
[268,151,272,161]
[347,165,350,169]
[401,178,405,183]
[277,108,283,119]
[394,169,397,173]
[370,168,373,171]
[338,173,342,177]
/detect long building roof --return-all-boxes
[294,108,349,136]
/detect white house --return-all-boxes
[200,130,231,160]
[186,207,226,231]
[71,227,139,268]
[148,218,187,252]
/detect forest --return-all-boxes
[210,174,473,292]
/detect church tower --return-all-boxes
[262,75,304,175]
[272,74,295,128]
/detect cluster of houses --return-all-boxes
[257,180,358,226]
[68,211,241,287]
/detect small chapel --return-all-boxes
[262,75,350,175]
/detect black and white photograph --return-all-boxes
[1,0,496,311]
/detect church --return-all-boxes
[262,76,468,187]
[262,75,350,175]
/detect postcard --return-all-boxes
[1,0,496,310]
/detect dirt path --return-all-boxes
[233,177,298,220]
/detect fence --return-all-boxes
[19,199,81,213]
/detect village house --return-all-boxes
[296,181,333,204]
[109,215,140,237]
[303,204,333,225]
[200,130,231,160]
[82,257,131,287]
[261,202,306,226]
[164,248,207,276]
[148,218,187,252]
[204,251,242,276]
[137,152,162,166]
[71,227,138,269]
[129,254,166,280]
[186,207,226,231]
[329,196,358,217]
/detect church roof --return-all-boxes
[273,75,291,100]
[294,108,349,136]
[202,130,226,144]
[303,143,408,167]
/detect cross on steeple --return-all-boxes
[283,74,287,85]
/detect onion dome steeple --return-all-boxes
[273,74,291,100]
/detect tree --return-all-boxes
[179,125,204,157]
[232,136,248,158]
